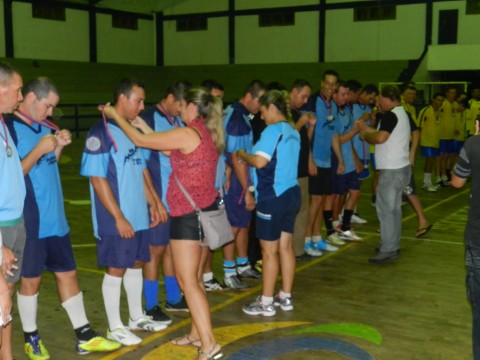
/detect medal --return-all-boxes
[327,115,334,122]
[6,145,12,157]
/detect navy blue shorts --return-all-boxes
[21,233,77,278]
[225,181,252,228]
[309,167,332,195]
[145,219,170,247]
[421,146,440,158]
[332,171,360,195]
[439,139,455,154]
[256,186,301,241]
[452,140,464,154]
[96,229,150,268]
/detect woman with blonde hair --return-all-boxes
[101,87,224,360]
[236,90,301,316]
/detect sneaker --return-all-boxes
[129,315,168,332]
[254,260,263,273]
[24,335,50,360]
[304,241,323,257]
[106,327,142,346]
[273,294,294,311]
[327,233,346,246]
[242,297,276,316]
[224,274,249,289]
[338,229,363,242]
[145,306,172,325]
[351,213,367,224]
[165,296,189,312]
[238,266,262,280]
[313,239,338,252]
[422,184,438,193]
[204,277,227,291]
[76,335,121,355]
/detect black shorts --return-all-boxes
[308,167,332,196]
[170,200,218,240]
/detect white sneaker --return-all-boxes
[327,233,346,246]
[107,326,142,346]
[128,315,168,332]
[304,241,323,257]
[351,213,367,224]
[422,184,438,193]
[338,229,363,241]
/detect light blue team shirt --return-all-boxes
[251,122,300,202]
[7,117,69,237]
[80,120,149,238]
[333,103,356,174]
[311,95,343,168]
[351,103,373,160]
[224,102,254,167]
[0,120,26,226]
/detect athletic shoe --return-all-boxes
[338,229,363,242]
[242,297,276,316]
[313,239,338,252]
[238,266,262,280]
[254,260,263,273]
[304,241,323,257]
[351,213,367,224]
[224,274,249,289]
[145,305,172,325]
[165,296,189,312]
[327,233,346,246]
[76,335,121,355]
[204,278,227,291]
[128,314,168,332]
[106,327,142,346]
[422,184,438,192]
[273,294,294,311]
[24,335,50,360]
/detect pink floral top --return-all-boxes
[167,118,219,217]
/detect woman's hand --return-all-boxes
[98,103,117,120]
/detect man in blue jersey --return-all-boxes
[140,81,191,321]
[330,83,364,242]
[223,80,266,289]
[304,70,345,254]
[0,61,26,360]
[6,77,120,359]
[81,78,167,346]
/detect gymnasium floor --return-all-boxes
[11,135,473,359]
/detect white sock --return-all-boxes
[332,220,340,229]
[102,273,123,330]
[123,268,144,321]
[261,295,273,305]
[312,235,323,242]
[203,272,213,282]
[279,290,291,299]
[304,236,312,245]
[424,173,432,186]
[17,292,38,333]
[61,291,89,329]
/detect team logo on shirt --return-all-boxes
[86,136,101,152]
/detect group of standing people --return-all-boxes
[2,58,480,359]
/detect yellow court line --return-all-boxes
[100,188,469,359]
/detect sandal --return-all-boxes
[416,224,432,238]
[171,334,201,347]
[197,343,223,360]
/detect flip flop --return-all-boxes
[171,334,201,347]
[416,224,432,238]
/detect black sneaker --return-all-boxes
[145,306,172,325]
[165,296,189,312]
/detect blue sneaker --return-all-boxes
[313,239,338,252]
[304,241,322,257]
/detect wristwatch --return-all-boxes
[248,185,255,193]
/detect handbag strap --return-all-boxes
[174,175,199,211]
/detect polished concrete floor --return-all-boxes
[10,138,473,360]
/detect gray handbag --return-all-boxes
[174,175,234,250]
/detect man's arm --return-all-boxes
[21,134,57,175]
[90,176,134,239]
[142,169,164,227]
